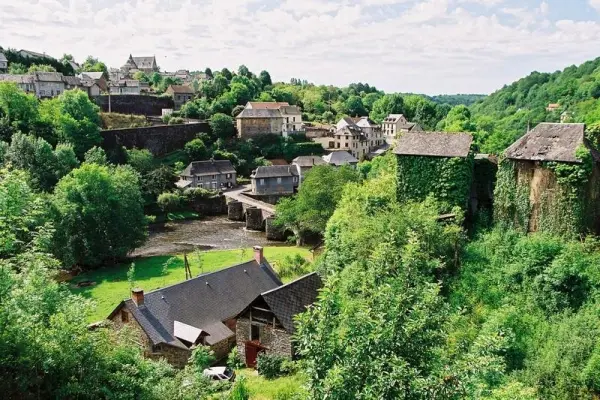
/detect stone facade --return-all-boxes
[251,175,298,195]
[236,318,293,362]
[237,117,284,138]
[102,122,209,156]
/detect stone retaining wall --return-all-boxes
[93,95,174,116]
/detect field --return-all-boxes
[70,246,312,322]
[237,369,307,399]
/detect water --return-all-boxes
[131,216,286,257]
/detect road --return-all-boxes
[223,185,276,215]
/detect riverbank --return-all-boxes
[70,246,311,322]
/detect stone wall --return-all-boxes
[102,122,210,156]
[246,207,264,231]
[244,193,291,206]
[189,195,227,216]
[228,201,245,221]
[236,318,293,365]
[237,117,283,138]
[93,95,174,116]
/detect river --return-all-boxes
[131,216,287,257]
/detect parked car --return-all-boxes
[203,366,236,382]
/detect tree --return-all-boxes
[27,64,57,73]
[209,113,235,140]
[259,70,272,87]
[39,89,102,158]
[0,81,40,136]
[344,95,367,116]
[232,104,245,117]
[127,148,155,174]
[275,165,360,240]
[370,94,404,123]
[51,163,147,268]
[237,65,251,78]
[84,146,108,165]
[6,132,57,190]
[204,67,213,79]
[144,165,177,199]
[53,143,79,179]
[220,68,233,81]
[8,62,27,74]
[184,138,209,161]
[362,92,382,112]
[80,55,108,74]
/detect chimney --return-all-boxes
[131,288,144,307]
[253,246,264,265]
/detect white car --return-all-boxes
[203,366,236,382]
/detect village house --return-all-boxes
[17,49,56,60]
[0,52,7,72]
[107,247,282,368]
[236,102,304,138]
[356,116,385,149]
[381,114,423,140]
[79,80,101,97]
[333,120,370,160]
[250,165,300,195]
[235,272,322,367]
[176,160,237,190]
[109,80,142,95]
[322,150,359,167]
[165,85,194,109]
[32,72,65,98]
[502,123,600,233]
[0,74,35,94]
[78,71,108,92]
[292,156,326,181]
[121,54,159,75]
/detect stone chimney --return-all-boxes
[253,246,264,265]
[131,288,144,307]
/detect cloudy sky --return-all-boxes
[2,0,600,94]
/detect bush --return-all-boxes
[183,187,218,201]
[184,138,209,161]
[256,353,290,379]
[277,254,311,280]
[169,116,185,125]
[227,347,245,370]
[157,192,184,212]
[229,376,250,400]
[189,346,215,374]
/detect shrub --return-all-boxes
[227,347,245,370]
[169,116,185,125]
[277,254,311,280]
[157,192,184,212]
[257,353,290,379]
[189,346,215,374]
[229,376,250,400]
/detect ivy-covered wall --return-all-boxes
[494,147,600,237]
[396,154,474,211]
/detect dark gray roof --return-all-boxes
[236,108,282,119]
[356,117,379,128]
[0,52,7,62]
[181,160,236,177]
[62,76,81,86]
[79,71,105,80]
[292,156,326,167]
[0,74,34,84]
[132,56,156,69]
[110,259,282,349]
[259,273,322,334]
[504,123,595,163]
[34,72,64,82]
[251,165,299,178]
[394,132,473,158]
[322,151,359,166]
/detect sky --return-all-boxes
[2,0,600,95]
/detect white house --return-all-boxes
[381,114,422,140]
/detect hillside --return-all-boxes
[429,93,487,107]
[440,57,600,154]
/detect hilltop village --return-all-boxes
[4,46,600,399]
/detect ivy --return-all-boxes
[396,153,474,211]
[495,146,595,237]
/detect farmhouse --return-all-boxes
[107,246,282,368]
[176,160,236,190]
[165,85,194,109]
[250,165,300,195]
[235,272,322,367]
[498,123,600,235]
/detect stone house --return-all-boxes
[0,52,7,72]
[109,80,141,95]
[78,71,108,92]
[251,165,300,195]
[500,123,600,234]
[381,114,422,141]
[107,246,282,368]
[356,116,385,149]
[292,156,326,181]
[61,75,82,92]
[121,54,159,75]
[33,72,65,98]
[165,85,194,110]
[18,49,56,60]
[235,272,322,367]
[0,74,35,94]
[236,108,285,138]
[176,160,237,190]
[79,80,102,97]
[280,105,303,135]
[322,150,359,167]
[333,122,370,160]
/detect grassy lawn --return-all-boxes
[70,246,311,322]
[237,369,307,399]
[152,211,201,224]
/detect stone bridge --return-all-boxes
[224,187,286,241]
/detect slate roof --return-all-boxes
[0,74,34,84]
[268,159,289,166]
[356,117,379,128]
[322,151,359,166]
[280,105,302,115]
[34,72,64,82]
[132,56,156,70]
[109,259,282,349]
[383,114,405,123]
[181,160,236,177]
[236,108,283,119]
[394,132,473,158]
[258,273,322,334]
[79,71,105,80]
[247,102,290,109]
[19,49,55,59]
[292,156,327,167]
[62,76,81,86]
[168,84,194,94]
[504,123,596,163]
[0,52,7,62]
[251,165,299,179]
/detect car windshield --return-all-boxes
[223,368,233,377]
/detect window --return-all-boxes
[226,173,232,179]
[212,175,217,180]
[293,177,298,183]
[277,177,282,184]
[345,143,349,148]
[121,310,129,323]
[260,179,265,185]
[198,176,203,181]
[251,324,260,341]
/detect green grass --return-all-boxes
[70,246,312,322]
[236,369,307,399]
[152,211,201,224]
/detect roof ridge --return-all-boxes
[260,272,318,296]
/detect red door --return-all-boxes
[245,342,264,368]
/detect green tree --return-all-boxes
[369,93,404,123]
[83,145,108,165]
[27,64,57,73]
[144,165,177,199]
[51,163,147,268]
[0,81,40,137]
[259,70,272,87]
[8,62,27,75]
[184,138,209,161]
[127,148,155,174]
[6,132,57,190]
[209,113,236,140]
[39,89,102,158]
[237,65,251,78]
[80,55,108,74]
[344,95,367,116]
[53,143,79,179]
[362,92,382,112]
